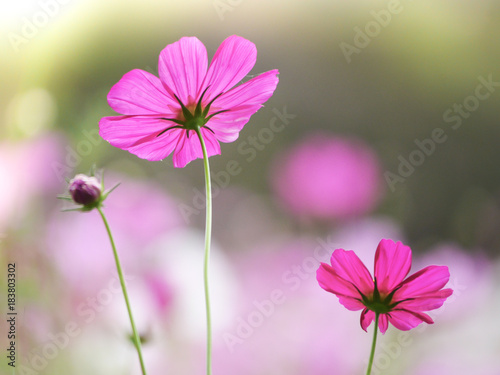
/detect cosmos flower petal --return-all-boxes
[127,128,182,161]
[158,36,208,105]
[374,239,412,294]
[360,310,389,333]
[360,308,375,332]
[206,105,262,143]
[317,262,366,306]
[396,288,453,311]
[200,127,222,157]
[394,265,451,301]
[378,314,389,334]
[172,128,221,168]
[388,310,433,331]
[329,249,374,296]
[99,115,176,148]
[213,69,279,109]
[107,69,178,115]
[204,70,279,142]
[206,121,241,142]
[171,132,199,168]
[99,115,182,161]
[338,296,366,311]
[201,35,257,101]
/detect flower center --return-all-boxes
[184,114,207,132]
[364,300,392,314]
[361,278,397,314]
[157,86,228,138]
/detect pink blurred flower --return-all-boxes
[271,133,382,220]
[317,239,453,333]
[99,35,279,168]
[0,134,64,230]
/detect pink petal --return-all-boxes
[396,288,453,311]
[107,69,178,115]
[338,296,366,311]
[127,128,182,161]
[206,106,262,143]
[99,115,182,161]
[99,115,172,147]
[158,36,208,105]
[206,69,279,142]
[172,127,221,168]
[361,310,390,333]
[374,239,412,295]
[329,249,374,297]
[393,265,451,301]
[213,69,279,109]
[378,314,389,333]
[387,310,433,331]
[201,35,257,102]
[360,308,375,332]
[200,127,222,156]
[317,263,366,311]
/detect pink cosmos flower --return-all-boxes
[99,35,279,168]
[317,239,453,333]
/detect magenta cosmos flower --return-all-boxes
[317,239,453,333]
[99,35,279,168]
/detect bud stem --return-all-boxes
[97,207,147,375]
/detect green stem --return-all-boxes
[366,313,379,375]
[97,207,147,375]
[195,128,213,375]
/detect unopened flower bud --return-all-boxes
[69,174,101,206]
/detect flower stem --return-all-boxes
[366,313,379,375]
[97,207,147,375]
[195,128,213,375]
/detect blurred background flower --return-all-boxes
[1,0,499,373]
[270,133,383,222]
